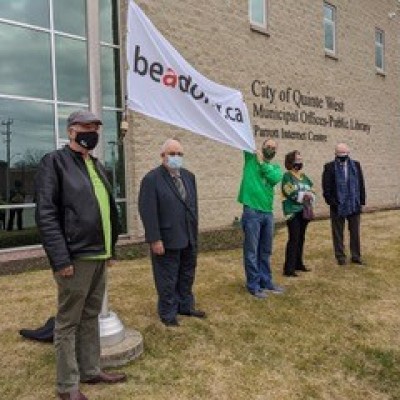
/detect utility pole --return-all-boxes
[2,118,13,206]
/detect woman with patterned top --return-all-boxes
[281,150,316,277]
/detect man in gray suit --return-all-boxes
[139,138,205,326]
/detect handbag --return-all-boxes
[302,200,314,221]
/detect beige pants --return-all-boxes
[54,260,106,393]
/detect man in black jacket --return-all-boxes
[35,110,126,400]
[138,138,205,327]
[322,143,366,266]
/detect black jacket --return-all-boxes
[322,159,366,211]
[34,146,120,271]
[138,165,198,249]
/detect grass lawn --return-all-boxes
[1,210,400,400]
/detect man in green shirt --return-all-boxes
[237,139,283,298]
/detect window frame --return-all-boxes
[0,0,127,250]
[324,2,336,58]
[249,0,269,35]
[375,27,385,74]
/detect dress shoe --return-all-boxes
[179,309,206,318]
[161,318,180,326]
[351,258,366,266]
[57,390,88,400]
[296,266,311,272]
[337,259,347,266]
[283,271,298,277]
[81,371,127,385]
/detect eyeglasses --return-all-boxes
[166,152,184,156]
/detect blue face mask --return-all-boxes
[167,155,183,170]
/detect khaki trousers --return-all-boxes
[54,260,106,393]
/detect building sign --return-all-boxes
[251,81,371,142]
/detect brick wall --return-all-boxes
[121,0,400,240]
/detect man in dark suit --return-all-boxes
[138,138,205,326]
[322,143,366,266]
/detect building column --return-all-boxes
[86,0,104,161]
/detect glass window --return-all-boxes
[375,29,384,71]
[0,0,49,28]
[0,23,52,99]
[0,98,55,175]
[0,0,126,248]
[101,46,121,108]
[249,0,267,29]
[55,35,89,104]
[0,205,41,248]
[53,0,86,37]
[324,3,336,55]
[0,98,54,248]
[102,110,125,199]
[100,0,119,44]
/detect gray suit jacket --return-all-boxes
[138,165,198,249]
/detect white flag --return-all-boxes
[126,1,256,152]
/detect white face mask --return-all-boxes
[167,155,183,170]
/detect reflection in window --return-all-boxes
[0,0,126,247]
[0,97,54,248]
[101,46,121,108]
[0,98,55,173]
[249,0,267,30]
[102,110,125,199]
[116,201,127,234]
[0,24,52,99]
[0,0,49,28]
[100,0,119,45]
[375,29,384,72]
[324,3,336,55]
[0,206,41,249]
[55,36,89,104]
[54,0,86,37]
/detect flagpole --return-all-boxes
[86,0,128,351]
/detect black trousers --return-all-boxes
[0,211,5,230]
[330,208,361,262]
[284,211,309,275]
[151,245,197,321]
[7,208,23,231]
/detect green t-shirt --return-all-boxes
[237,151,283,212]
[281,171,314,219]
[81,158,111,260]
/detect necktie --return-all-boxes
[340,162,348,181]
[173,175,187,200]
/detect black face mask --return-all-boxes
[336,155,349,163]
[293,162,303,171]
[75,131,99,150]
[262,148,276,160]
